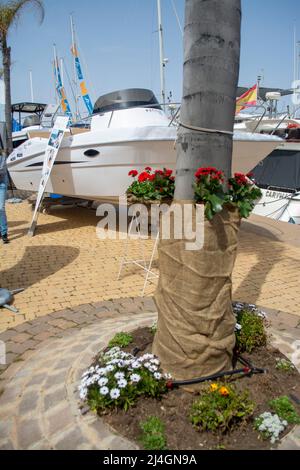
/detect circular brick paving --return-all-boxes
[0,312,156,450]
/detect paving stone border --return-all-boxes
[0,296,156,375]
[0,297,299,450]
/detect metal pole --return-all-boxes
[294,25,297,84]
[293,25,297,113]
[60,58,64,87]
[70,14,79,120]
[157,0,166,110]
[53,44,59,105]
[29,70,34,102]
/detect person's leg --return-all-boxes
[0,177,8,237]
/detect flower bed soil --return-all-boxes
[103,327,300,450]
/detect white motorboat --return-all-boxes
[12,102,61,148]
[252,141,300,224]
[7,88,282,201]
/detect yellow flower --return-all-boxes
[219,386,230,397]
[210,383,218,392]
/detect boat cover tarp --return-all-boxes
[93,88,161,114]
[252,148,300,190]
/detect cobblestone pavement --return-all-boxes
[0,299,299,450]
[1,202,300,332]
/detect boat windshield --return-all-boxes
[93,88,161,114]
[252,148,300,191]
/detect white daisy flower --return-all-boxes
[143,353,155,360]
[130,374,141,383]
[108,359,120,365]
[98,377,108,386]
[154,372,162,380]
[114,371,125,380]
[117,379,128,389]
[79,389,87,400]
[106,365,114,372]
[131,361,141,369]
[100,386,109,396]
[150,358,160,365]
[110,388,120,399]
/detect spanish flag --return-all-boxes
[236,85,257,114]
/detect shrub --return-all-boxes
[139,416,167,450]
[235,308,267,353]
[254,412,287,444]
[190,383,255,433]
[108,332,133,348]
[275,358,295,372]
[79,347,170,412]
[269,396,300,424]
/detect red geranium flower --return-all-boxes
[234,172,248,185]
[128,169,138,177]
[164,168,173,177]
[145,166,152,172]
[195,167,224,181]
[155,169,164,175]
[138,171,151,182]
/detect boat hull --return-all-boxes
[7,129,280,200]
[253,188,300,224]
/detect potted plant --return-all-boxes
[126,167,175,205]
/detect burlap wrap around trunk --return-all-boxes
[152,205,241,382]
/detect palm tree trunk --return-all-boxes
[2,37,13,157]
[175,0,241,199]
[153,0,241,384]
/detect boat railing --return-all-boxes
[270,113,289,135]
[70,101,181,128]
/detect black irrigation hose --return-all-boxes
[238,354,266,375]
[168,355,267,388]
[132,345,267,388]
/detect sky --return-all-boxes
[4,0,300,114]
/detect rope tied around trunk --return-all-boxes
[179,121,234,136]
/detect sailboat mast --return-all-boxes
[157,0,166,109]
[53,44,59,102]
[60,58,64,87]
[71,14,80,120]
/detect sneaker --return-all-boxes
[2,233,9,244]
